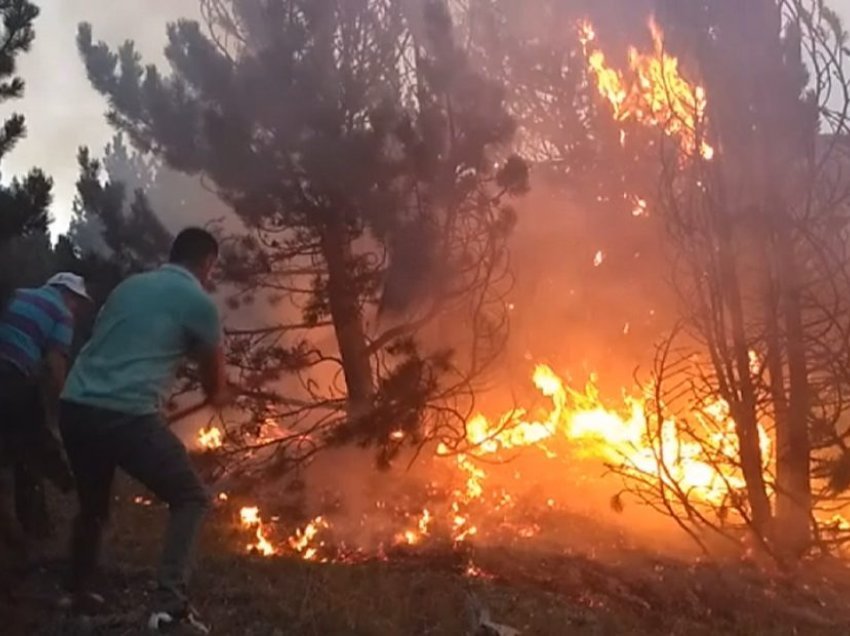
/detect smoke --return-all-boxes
[9,0,201,234]
[192,174,693,561]
[163,0,705,559]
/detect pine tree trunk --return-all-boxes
[772,213,812,556]
[320,216,375,417]
[717,230,774,537]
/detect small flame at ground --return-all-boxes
[239,506,277,556]
[288,516,329,561]
[198,426,223,450]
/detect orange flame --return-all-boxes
[198,425,223,450]
[453,365,771,510]
[239,506,277,556]
[229,361,774,561]
[581,18,714,160]
[288,516,329,561]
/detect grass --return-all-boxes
[4,477,850,634]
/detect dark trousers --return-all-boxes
[59,401,210,610]
[0,361,62,546]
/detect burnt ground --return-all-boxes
[3,476,850,635]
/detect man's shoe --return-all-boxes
[147,606,210,634]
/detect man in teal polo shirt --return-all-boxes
[60,228,229,633]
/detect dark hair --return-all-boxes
[169,228,219,266]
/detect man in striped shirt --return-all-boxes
[0,273,90,546]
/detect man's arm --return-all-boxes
[186,291,232,408]
[195,344,231,408]
[42,348,68,418]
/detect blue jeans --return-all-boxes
[59,400,210,611]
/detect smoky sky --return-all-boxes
[7,0,850,235]
[5,0,200,234]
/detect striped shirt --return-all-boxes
[0,285,74,377]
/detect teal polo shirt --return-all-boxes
[63,264,222,415]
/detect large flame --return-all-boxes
[450,365,771,512]
[225,362,773,557]
[580,18,714,160]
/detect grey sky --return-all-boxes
[6,0,850,234]
[6,0,199,234]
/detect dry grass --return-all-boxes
[4,477,850,634]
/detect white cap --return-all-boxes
[47,272,92,302]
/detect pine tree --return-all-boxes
[646,0,847,556]
[0,0,52,244]
[70,144,171,270]
[70,133,226,257]
[78,0,527,461]
[455,0,672,387]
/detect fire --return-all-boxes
[235,505,331,560]
[198,425,223,450]
[239,506,277,556]
[228,360,776,562]
[394,508,433,547]
[288,516,329,561]
[580,18,714,160]
[453,365,771,511]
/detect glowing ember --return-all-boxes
[580,18,714,160]
[631,197,648,217]
[198,425,223,450]
[517,524,541,539]
[464,562,494,580]
[593,250,605,267]
[240,506,261,526]
[394,508,433,546]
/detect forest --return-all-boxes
[4,0,850,634]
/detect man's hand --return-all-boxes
[30,428,75,494]
[42,349,67,413]
[195,345,232,408]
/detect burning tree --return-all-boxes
[581,0,850,560]
[77,0,527,469]
[439,0,678,390]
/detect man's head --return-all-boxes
[169,228,220,288]
[47,272,91,317]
